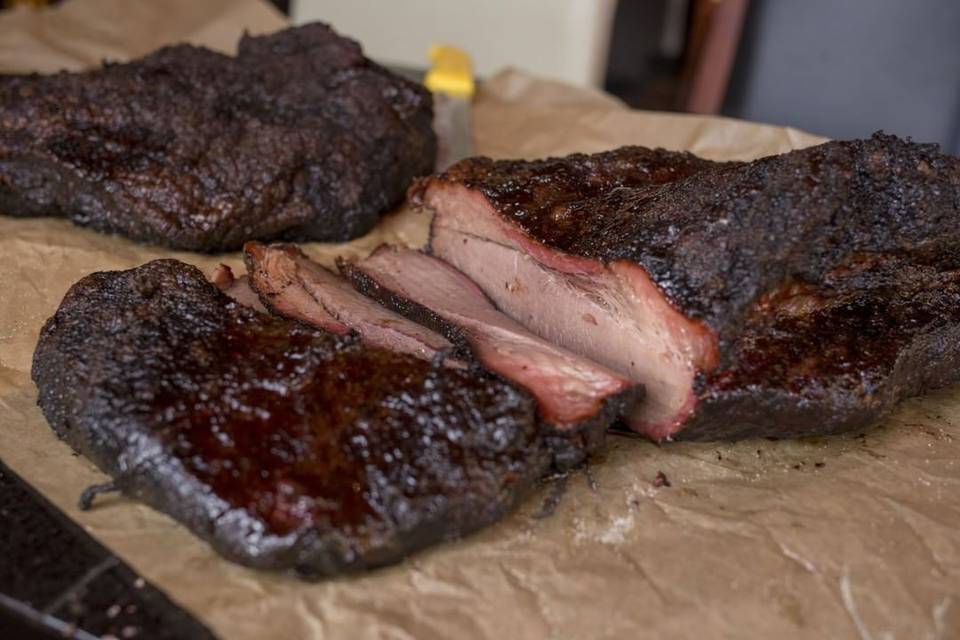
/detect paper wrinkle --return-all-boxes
[610,548,672,607]
[496,563,552,633]
[778,544,818,574]
[877,498,953,573]
[1,2,959,639]
[840,567,899,640]
[930,597,953,640]
[0,0,286,73]
[480,68,626,111]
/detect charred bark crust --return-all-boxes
[1,23,436,251]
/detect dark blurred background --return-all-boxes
[605,0,960,153]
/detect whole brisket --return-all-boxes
[32,260,545,577]
[0,23,436,251]
[417,134,960,439]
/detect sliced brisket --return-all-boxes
[211,264,268,313]
[339,245,640,455]
[0,23,436,251]
[416,134,960,439]
[242,242,461,365]
[32,260,545,577]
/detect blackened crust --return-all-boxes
[1,23,436,251]
[681,254,960,439]
[32,260,546,577]
[417,135,960,440]
[422,135,960,345]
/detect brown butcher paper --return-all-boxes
[0,1,957,638]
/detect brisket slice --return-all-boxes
[32,260,545,577]
[339,245,641,462]
[417,134,960,439]
[242,242,462,366]
[0,23,435,251]
[211,264,268,313]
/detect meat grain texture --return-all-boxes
[32,260,546,577]
[0,23,436,251]
[242,242,461,365]
[339,245,639,467]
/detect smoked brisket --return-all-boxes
[0,23,436,251]
[417,134,960,439]
[32,260,545,577]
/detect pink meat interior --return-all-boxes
[353,246,634,429]
[427,184,718,439]
[244,243,459,365]
[211,264,269,314]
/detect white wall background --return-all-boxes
[291,0,618,87]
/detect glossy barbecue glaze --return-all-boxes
[685,252,960,439]
[32,260,545,577]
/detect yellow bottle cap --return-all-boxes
[424,45,475,99]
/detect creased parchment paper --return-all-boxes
[0,2,958,638]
